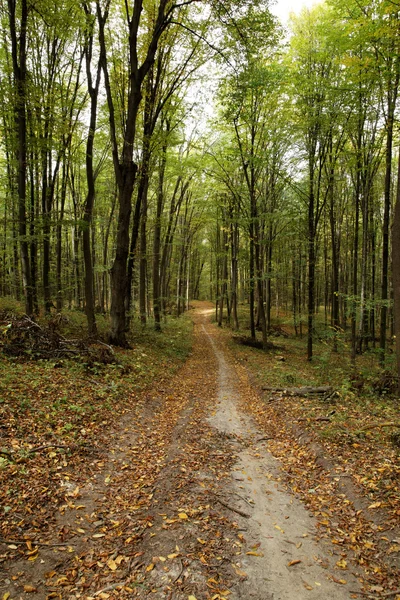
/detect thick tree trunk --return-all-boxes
[82,20,101,337]
[8,0,33,314]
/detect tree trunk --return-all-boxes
[153,123,168,331]
[8,0,33,314]
[82,13,101,336]
[392,149,400,393]
[139,188,148,325]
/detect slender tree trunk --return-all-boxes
[56,162,68,312]
[307,158,316,361]
[230,217,239,330]
[392,149,400,393]
[380,112,396,363]
[153,123,168,331]
[139,189,148,325]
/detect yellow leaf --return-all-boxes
[179,513,188,520]
[197,538,207,545]
[274,525,284,533]
[107,558,117,571]
[188,596,198,600]
[246,551,264,557]
[146,563,154,572]
[336,558,347,570]
[24,586,38,593]
[3,593,10,600]
[28,553,38,561]
[234,567,247,578]
[159,556,166,562]
[288,559,302,566]
[168,553,179,559]
[76,528,85,534]
[368,501,382,509]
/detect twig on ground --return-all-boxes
[28,444,73,453]
[349,591,400,598]
[173,558,185,583]
[0,538,74,547]
[213,495,250,518]
[297,417,331,422]
[95,581,127,596]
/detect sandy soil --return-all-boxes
[203,312,360,599]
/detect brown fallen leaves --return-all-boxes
[231,352,400,596]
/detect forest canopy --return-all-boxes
[1,0,400,379]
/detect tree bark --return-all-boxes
[8,0,33,314]
[392,149,400,394]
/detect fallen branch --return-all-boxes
[262,385,334,398]
[95,581,127,596]
[297,417,332,423]
[0,538,74,547]
[350,591,400,598]
[214,496,250,518]
[359,421,400,431]
[28,444,73,454]
[0,448,14,458]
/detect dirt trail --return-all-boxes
[1,304,362,599]
[203,313,360,599]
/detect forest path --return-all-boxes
[1,302,362,599]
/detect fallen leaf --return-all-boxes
[107,558,117,571]
[302,579,313,591]
[246,551,264,557]
[234,566,248,578]
[146,563,155,572]
[179,512,188,519]
[288,559,302,566]
[23,585,38,593]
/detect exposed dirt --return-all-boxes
[1,302,397,599]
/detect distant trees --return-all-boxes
[1,0,400,376]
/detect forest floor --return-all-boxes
[0,301,399,599]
